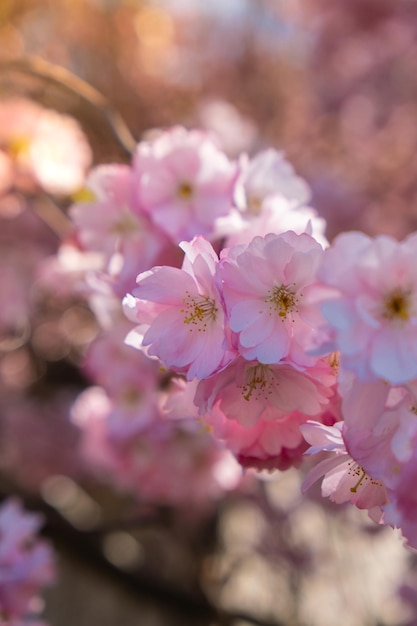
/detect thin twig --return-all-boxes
[0,56,137,157]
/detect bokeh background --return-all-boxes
[2,1,417,624]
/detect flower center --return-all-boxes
[111,210,140,235]
[246,193,263,215]
[121,387,142,407]
[382,288,411,322]
[347,461,382,492]
[241,364,274,401]
[181,291,218,331]
[178,182,194,200]
[265,284,298,319]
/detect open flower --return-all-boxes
[195,356,335,428]
[133,126,237,243]
[318,231,417,384]
[301,420,388,522]
[220,231,325,366]
[123,236,235,380]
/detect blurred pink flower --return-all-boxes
[224,194,327,249]
[71,386,241,506]
[235,148,311,213]
[0,498,55,622]
[0,98,91,195]
[70,165,171,291]
[133,126,237,242]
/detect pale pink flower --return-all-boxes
[195,356,335,428]
[198,99,257,156]
[382,450,417,550]
[224,194,328,249]
[301,420,388,522]
[124,236,235,381]
[70,165,172,293]
[26,109,92,195]
[133,126,237,242]
[0,98,91,195]
[70,386,124,477]
[204,404,332,471]
[115,419,242,505]
[71,386,241,505]
[339,372,417,491]
[0,498,55,622]
[235,148,311,214]
[318,231,417,384]
[84,321,162,438]
[38,241,106,299]
[220,231,326,366]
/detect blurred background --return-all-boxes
[2,1,417,625]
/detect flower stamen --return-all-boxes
[181,291,218,332]
[241,364,274,401]
[382,288,411,322]
[265,284,298,319]
[178,182,194,200]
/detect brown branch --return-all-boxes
[0,56,137,157]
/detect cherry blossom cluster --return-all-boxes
[302,231,417,548]
[61,124,417,548]
[0,498,55,626]
[58,125,326,506]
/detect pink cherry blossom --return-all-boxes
[195,356,335,428]
[70,165,172,293]
[71,386,241,506]
[0,498,55,622]
[234,148,311,215]
[124,236,235,381]
[84,320,163,438]
[220,231,326,366]
[0,98,91,195]
[26,109,92,195]
[204,404,336,472]
[133,126,237,242]
[224,194,328,249]
[198,99,257,156]
[339,372,417,490]
[318,231,417,384]
[382,448,417,550]
[301,420,388,522]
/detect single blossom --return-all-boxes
[301,420,388,522]
[0,498,55,622]
[317,231,417,384]
[339,371,417,492]
[0,98,91,195]
[234,148,311,214]
[70,165,171,293]
[123,236,235,380]
[220,231,326,366]
[224,194,328,249]
[195,356,335,428]
[203,404,336,472]
[133,126,237,242]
